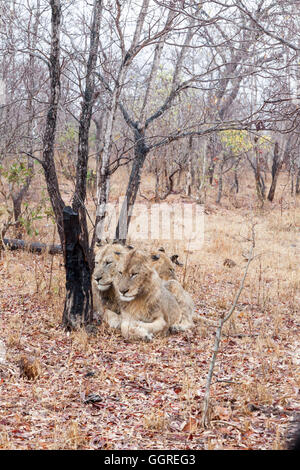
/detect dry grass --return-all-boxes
[0,169,299,449]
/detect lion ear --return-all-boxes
[96,237,110,247]
[151,254,160,261]
[170,254,183,266]
[95,241,104,251]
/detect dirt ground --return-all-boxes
[0,169,299,449]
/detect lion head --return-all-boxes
[149,248,179,281]
[116,249,156,302]
[93,243,127,292]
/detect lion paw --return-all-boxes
[107,317,121,329]
[143,333,154,342]
[169,324,185,334]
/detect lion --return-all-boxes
[149,248,195,328]
[92,242,129,329]
[164,279,195,328]
[115,249,192,341]
[149,248,178,281]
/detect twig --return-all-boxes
[211,420,244,432]
[216,379,242,385]
[202,224,256,428]
[20,151,45,167]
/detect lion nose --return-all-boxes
[120,288,129,295]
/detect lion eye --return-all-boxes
[130,273,138,278]
[105,260,112,266]
[118,271,123,275]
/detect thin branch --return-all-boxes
[20,151,45,168]
[202,224,256,428]
[235,0,300,52]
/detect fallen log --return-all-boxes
[2,238,62,255]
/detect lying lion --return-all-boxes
[92,243,128,329]
[115,249,193,341]
[150,249,195,329]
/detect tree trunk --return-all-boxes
[93,112,105,166]
[216,160,225,203]
[42,0,65,246]
[252,142,265,206]
[255,172,265,205]
[41,0,96,331]
[62,206,93,330]
[185,159,192,196]
[198,137,208,195]
[93,71,126,248]
[207,134,217,185]
[268,142,282,202]
[11,3,40,239]
[72,0,102,267]
[12,192,25,239]
[233,162,239,193]
[115,128,149,243]
[296,167,300,195]
[290,164,295,196]
[154,164,160,202]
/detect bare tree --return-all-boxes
[267,141,283,202]
[93,0,178,244]
[2,0,300,329]
[41,0,65,244]
[12,0,41,238]
[113,8,200,242]
[62,0,102,330]
[41,0,102,330]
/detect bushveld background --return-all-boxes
[0,166,299,450]
[1,0,300,451]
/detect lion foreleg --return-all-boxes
[121,319,152,341]
[103,309,122,329]
[139,316,167,334]
[120,316,167,342]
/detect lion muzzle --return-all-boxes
[95,279,112,291]
[119,288,136,302]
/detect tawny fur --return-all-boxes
[115,250,190,341]
[92,243,128,329]
[150,250,195,328]
[164,279,195,328]
[149,250,177,280]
